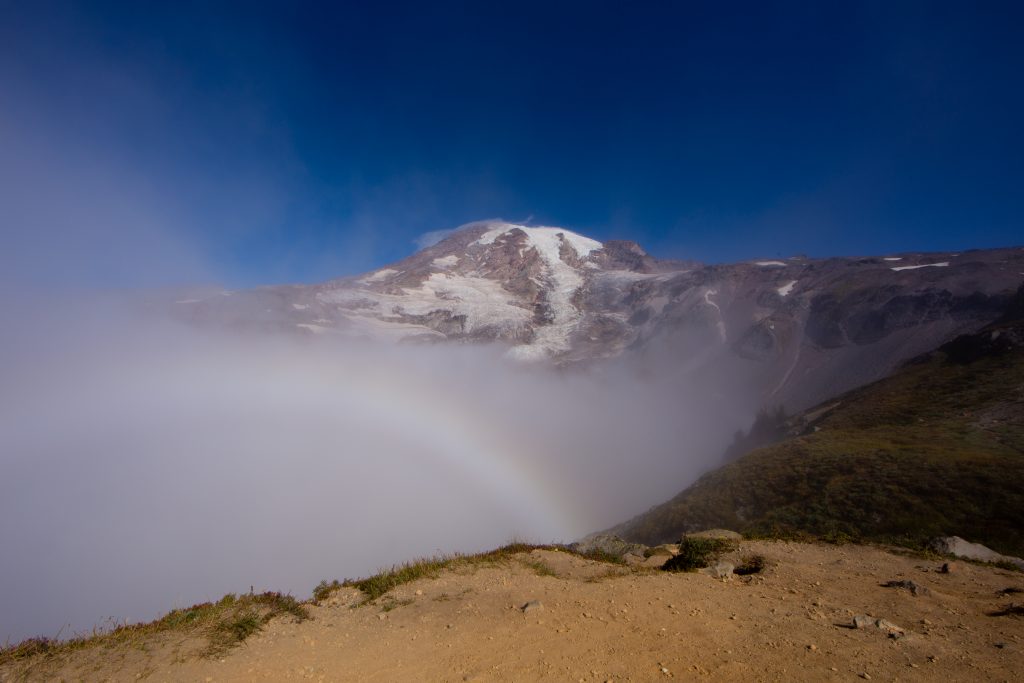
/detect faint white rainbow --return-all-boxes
[263,349,582,541]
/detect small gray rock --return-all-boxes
[875,618,905,637]
[851,614,904,637]
[521,600,543,613]
[569,534,647,558]
[712,562,735,579]
[853,614,875,629]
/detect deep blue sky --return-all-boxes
[2,1,1022,286]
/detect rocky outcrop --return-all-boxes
[568,534,647,559]
[929,536,1024,570]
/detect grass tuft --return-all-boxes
[315,542,626,605]
[571,548,628,565]
[207,610,262,654]
[312,580,342,604]
[0,591,309,666]
[345,557,453,602]
[521,559,557,577]
[0,638,55,663]
[379,597,414,612]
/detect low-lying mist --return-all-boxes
[0,297,744,643]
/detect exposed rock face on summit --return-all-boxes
[171,221,1023,410]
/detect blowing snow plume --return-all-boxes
[0,299,736,643]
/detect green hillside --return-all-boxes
[618,291,1024,556]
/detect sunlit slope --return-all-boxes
[617,290,1024,555]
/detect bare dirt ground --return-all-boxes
[3,540,1023,682]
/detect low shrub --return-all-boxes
[662,537,734,573]
[733,555,767,575]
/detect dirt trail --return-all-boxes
[4,541,1023,681]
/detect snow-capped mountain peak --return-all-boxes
[473,223,603,260]
[308,222,617,359]
[169,225,1024,411]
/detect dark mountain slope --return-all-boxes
[614,286,1024,556]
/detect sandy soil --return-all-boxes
[4,540,1023,682]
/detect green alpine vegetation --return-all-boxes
[618,290,1024,556]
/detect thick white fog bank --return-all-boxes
[0,302,740,643]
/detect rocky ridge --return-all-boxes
[170,222,1024,411]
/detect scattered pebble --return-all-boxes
[851,615,904,637]
[881,579,930,596]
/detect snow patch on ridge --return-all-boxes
[754,261,787,267]
[777,280,797,297]
[596,270,664,283]
[359,268,398,284]
[319,273,532,336]
[891,262,950,272]
[432,255,459,268]
[703,289,727,342]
